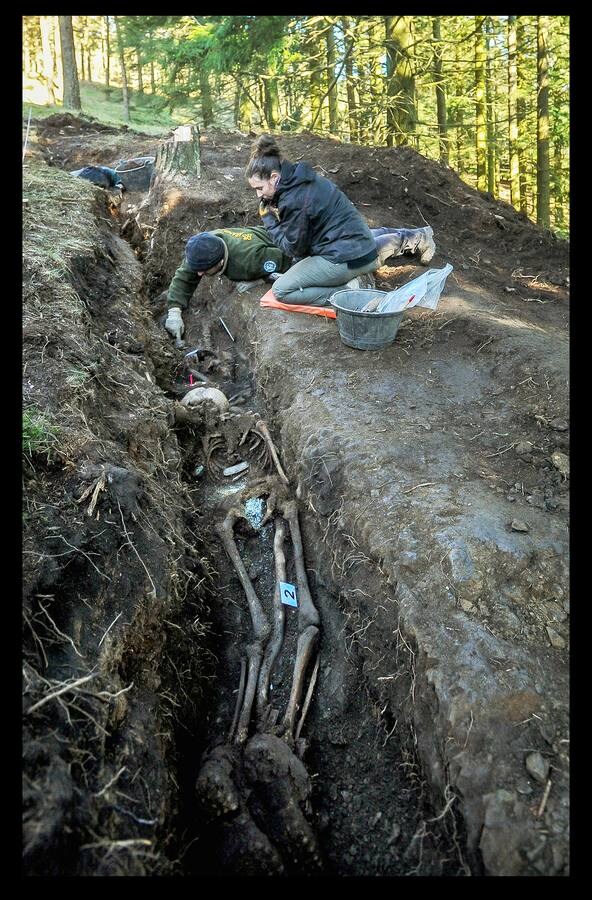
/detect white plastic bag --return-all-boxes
[419,263,454,310]
[375,264,453,314]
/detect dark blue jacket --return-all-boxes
[259,160,377,267]
[75,166,124,190]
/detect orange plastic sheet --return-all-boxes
[259,288,337,319]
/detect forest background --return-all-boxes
[22,15,570,238]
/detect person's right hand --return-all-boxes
[259,200,280,221]
[165,306,184,340]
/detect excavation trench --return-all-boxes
[149,283,462,876]
[24,122,569,876]
[87,164,468,874]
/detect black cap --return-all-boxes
[185,233,225,272]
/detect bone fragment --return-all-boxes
[217,509,271,645]
[228,657,247,743]
[254,419,290,485]
[279,499,321,737]
[223,461,250,477]
[295,653,320,741]
[236,641,264,744]
[282,625,319,738]
[256,518,287,722]
[281,500,320,630]
[217,507,271,743]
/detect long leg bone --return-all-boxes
[256,517,287,726]
[237,642,264,744]
[280,499,320,738]
[217,507,271,744]
[254,420,290,485]
[228,657,247,743]
[295,654,320,742]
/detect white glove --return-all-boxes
[165,306,184,340]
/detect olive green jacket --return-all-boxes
[167,226,293,310]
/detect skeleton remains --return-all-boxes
[173,386,322,873]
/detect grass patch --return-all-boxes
[65,367,92,389]
[23,406,60,464]
[23,161,100,278]
[23,80,195,136]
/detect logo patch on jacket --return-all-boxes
[263,259,277,273]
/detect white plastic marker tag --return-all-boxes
[279,581,298,608]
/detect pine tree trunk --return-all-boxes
[137,51,144,93]
[432,17,448,163]
[356,20,372,143]
[40,16,57,105]
[155,124,201,179]
[263,77,280,130]
[58,17,81,110]
[104,16,111,89]
[233,82,242,128]
[342,17,358,143]
[507,16,520,208]
[516,18,528,215]
[454,39,464,176]
[536,16,550,228]
[553,138,564,231]
[150,59,156,93]
[53,17,63,98]
[115,17,130,123]
[200,67,214,126]
[239,85,251,129]
[370,18,385,144]
[306,24,323,131]
[384,16,416,147]
[485,18,496,195]
[474,17,487,191]
[326,22,338,135]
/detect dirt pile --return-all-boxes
[28,112,162,172]
[22,160,217,875]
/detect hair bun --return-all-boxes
[252,134,281,159]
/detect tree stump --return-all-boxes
[155,124,201,179]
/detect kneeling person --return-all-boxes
[164,227,293,340]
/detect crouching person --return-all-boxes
[164,227,293,340]
[247,135,380,308]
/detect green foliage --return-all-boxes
[22,14,569,233]
[23,407,60,464]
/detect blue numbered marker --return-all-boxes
[279,581,298,608]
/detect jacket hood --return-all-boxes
[275,160,315,195]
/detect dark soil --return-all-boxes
[22,116,569,877]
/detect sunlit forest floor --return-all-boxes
[23,78,235,134]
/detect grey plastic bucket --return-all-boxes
[330,289,405,350]
[113,156,156,191]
